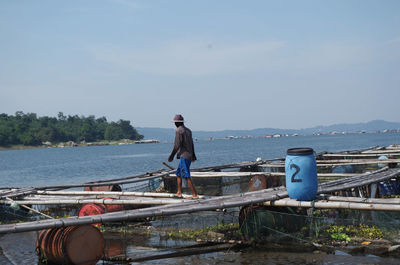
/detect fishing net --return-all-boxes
[0,205,36,223]
[238,205,400,245]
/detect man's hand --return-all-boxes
[168,154,174,162]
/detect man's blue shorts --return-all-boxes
[176,158,192,178]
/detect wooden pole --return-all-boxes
[162,162,175,170]
[129,243,237,262]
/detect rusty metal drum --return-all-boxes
[36,225,105,265]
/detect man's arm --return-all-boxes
[191,141,197,161]
[168,130,181,162]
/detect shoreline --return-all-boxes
[0,139,160,151]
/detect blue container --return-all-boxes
[285,148,317,201]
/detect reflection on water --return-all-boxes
[2,227,400,264]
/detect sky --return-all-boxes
[1,0,399,131]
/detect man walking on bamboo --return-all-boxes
[168,114,198,199]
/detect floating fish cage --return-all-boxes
[2,145,400,263]
[0,205,36,223]
[238,205,400,250]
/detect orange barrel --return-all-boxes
[84,184,121,191]
[79,203,105,216]
[248,174,267,191]
[36,225,105,265]
[78,203,105,227]
[102,197,124,213]
[78,199,124,227]
[248,174,281,192]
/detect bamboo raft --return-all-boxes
[1,166,400,234]
[1,145,400,234]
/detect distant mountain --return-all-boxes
[303,120,400,134]
[137,120,400,142]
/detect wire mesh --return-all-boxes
[238,205,400,244]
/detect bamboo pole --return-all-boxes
[323,153,400,158]
[5,197,54,219]
[0,188,289,234]
[177,172,359,178]
[318,168,387,189]
[1,167,399,234]
[319,168,400,193]
[191,158,283,172]
[35,190,205,199]
[262,159,400,168]
[0,198,184,206]
[83,168,166,184]
[316,158,400,164]
[264,198,400,211]
[362,149,400,154]
[318,195,400,205]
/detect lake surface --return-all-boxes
[1,132,400,188]
[1,132,400,264]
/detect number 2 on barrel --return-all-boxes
[290,164,302,182]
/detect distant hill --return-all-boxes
[137,120,400,142]
[303,120,400,134]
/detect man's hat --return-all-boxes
[173,114,184,122]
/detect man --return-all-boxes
[168,114,198,199]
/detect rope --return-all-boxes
[262,225,311,244]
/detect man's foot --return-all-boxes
[191,195,199,200]
[172,194,183,199]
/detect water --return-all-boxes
[1,133,399,188]
[1,132,400,264]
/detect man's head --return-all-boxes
[173,114,184,122]
[173,114,184,127]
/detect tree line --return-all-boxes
[0,111,144,147]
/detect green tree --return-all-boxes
[0,112,144,147]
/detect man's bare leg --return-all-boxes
[175,176,183,197]
[187,178,198,198]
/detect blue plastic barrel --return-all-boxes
[378,155,388,168]
[285,148,317,201]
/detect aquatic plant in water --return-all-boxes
[325,224,383,241]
